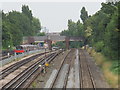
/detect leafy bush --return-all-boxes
[110,61,120,75]
[70,41,84,48]
[53,41,66,49]
[94,41,104,52]
[103,46,119,60]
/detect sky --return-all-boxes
[1,0,106,33]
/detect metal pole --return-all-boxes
[14,52,16,59]
[45,48,46,62]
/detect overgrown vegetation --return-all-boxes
[52,41,66,49]
[2,5,41,49]
[87,47,119,88]
[61,1,119,87]
[37,32,45,36]
[85,2,119,60]
[61,1,119,61]
[61,19,84,48]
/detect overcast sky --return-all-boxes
[1,0,106,32]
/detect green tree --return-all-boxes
[37,32,45,36]
[76,20,84,37]
[104,10,119,60]
[22,5,33,36]
[82,2,119,60]
[61,19,84,48]
[32,17,41,35]
[2,21,13,48]
[80,7,88,23]
[2,11,13,48]
[22,5,33,21]
[2,5,41,49]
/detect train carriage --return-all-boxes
[14,45,38,54]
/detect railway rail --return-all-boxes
[0,51,50,80]
[1,51,14,60]
[2,50,62,89]
[44,49,76,88]
[44,49,110,89]
[82,50,110,88]
[1,49,109,89]
[53,49,75,88]
[80,49,94,88]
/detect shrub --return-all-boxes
[94,41,104,52]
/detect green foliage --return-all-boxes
[70,41,84,48]
[31,82,36,88]
[2,5,41,49]
[37,32,45,36]
[110,61,120,75]
[101,2,116,15]
[2,12,13,48]
[118,2,120,30]
[32,17,41,35]
[53,41,66,49]
[85,26,92,38]
[22,5,33,21]
[61,2,119,61]
[61,20,84,37]
[61,19,84,48]
[83,2,119,60]
[94,41,104,52]
[80,7,88,23]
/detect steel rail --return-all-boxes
[51,49,72,88]
[2,50,62,89]
[80,49,95,89]
[0,51,50,80]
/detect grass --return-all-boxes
[86,47,119,88]
[31,82,36,88]
[110,61,120,75]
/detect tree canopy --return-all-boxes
[61,1,119,60]
[80,7,88,24]
[2,5,41,49]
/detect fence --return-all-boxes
[0,49,45,67]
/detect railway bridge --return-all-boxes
[23,35,85,49]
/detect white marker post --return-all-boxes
[7,52,10,58]
[14,52,16,59]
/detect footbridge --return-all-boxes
[23,36,85,49]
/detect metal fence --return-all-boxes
[0,49,45,67]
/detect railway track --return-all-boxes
[1,49,41,60]
[2,50,62,89]
[0,51,50,80]
[80,49,95,88]
[2,51,14,57]
[2,55,12,60]
[1,51,14,60]
[80,49,109,88]
[1,48,109,89]
[82,50,110,88]
[52,49,75,88]
[44,49,76,88]
[44,49,110,89]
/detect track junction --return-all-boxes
[0,48,110,89]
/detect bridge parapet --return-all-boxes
[69,36,84,41]
[23,36,85,49]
